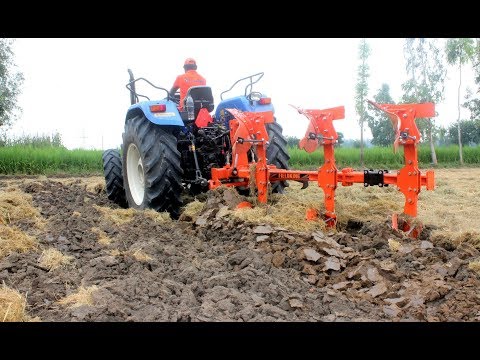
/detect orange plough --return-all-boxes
[208,102,435,238]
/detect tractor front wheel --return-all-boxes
[122,115,183,219]
[102,149,128,208]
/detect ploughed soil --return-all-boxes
[1,176,479,322]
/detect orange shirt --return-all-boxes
[173,70,206,109]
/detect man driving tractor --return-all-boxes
[169,58,206,110]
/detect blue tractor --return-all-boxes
[102,70,290,218]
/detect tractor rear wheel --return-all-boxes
[102,149,128,208]
[266,120,290,193]
[122,115,183,219]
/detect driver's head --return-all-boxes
[183,58,197,71]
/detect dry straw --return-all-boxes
[0,188,44,228]
[38,248,74,271]
[94,205,171,225]
[91,227,113,245]
[182,200,205,219]
[0,283,30,322]
[109,248,152,262]
[58,286,99,308]
[0,225,37,259]
[468,260,480,274]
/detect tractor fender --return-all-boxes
[215,95,275,120]
[126,100,184,126]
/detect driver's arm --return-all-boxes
[169,86,179,98]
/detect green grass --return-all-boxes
[422,145,480,164]
[288,144,480,169]
[0,144,479,175]
[0,146,103,175]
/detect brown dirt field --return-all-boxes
[0,169,479,322]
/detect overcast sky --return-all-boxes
[8,38,475,150]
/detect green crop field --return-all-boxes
[0,144,479,175]
[288,145,480,169]
[0,146,103,175]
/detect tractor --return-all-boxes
[102,70,290,219]
[103,69,436,238]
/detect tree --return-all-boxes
[463,87,480,120]
[367,83,395,146]
[447,119,480,146]
[355,39,372,166]
[446,38,474,165]
[336,131,344,147]
[401,38,446,166]
[0,38,24,128]
[463,39,480,120]
[437,125,448,146]
[474,38,480,84]
[285,135,300,148]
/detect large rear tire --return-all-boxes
[122,115,183,219]
[102,149,128,208]
[266,120,290,193]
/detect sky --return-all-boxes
[7,38,476,150]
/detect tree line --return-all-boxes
[355,38,480,166]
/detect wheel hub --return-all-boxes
[126,143,145,206]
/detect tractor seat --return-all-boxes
[184,86,215,114]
